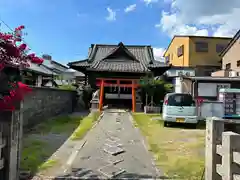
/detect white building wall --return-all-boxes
[174,77,183,93]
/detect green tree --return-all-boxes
[139,75,173,106]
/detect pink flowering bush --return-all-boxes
[0,25,44,111]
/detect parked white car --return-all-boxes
[162,93,198,127]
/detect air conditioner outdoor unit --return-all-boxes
[178,71,183,76]
[185,72,190,76]
[229,71,238,77]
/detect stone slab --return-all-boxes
[98,164,125,178]
[108,136,120,142]
[103,145,125,156]
[105,138,123,147]
[107,156,124,165]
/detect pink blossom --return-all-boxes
[0,63,4,71]
[0,25,43,111]
[27,53,35,58]
[18,43,27,51]
[31,57,44,64]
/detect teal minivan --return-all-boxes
[162,93,198,127]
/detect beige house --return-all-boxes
[212,30,240,77]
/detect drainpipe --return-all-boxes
[192,80,201,117]
[192,81,196,98]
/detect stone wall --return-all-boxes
[22,87,77,129]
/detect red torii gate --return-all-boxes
[96,78,140,112]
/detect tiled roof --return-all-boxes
[68,42,170,73]
[27,62,56,76]
[68,59,90,68]
[74,71,85,77]
[148,60,168,68]
[89,44,151,64]
[89,61,147,72]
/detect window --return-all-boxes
[226,63,231,70]
[216,44,226,53]
[237,60,240,67]
[167,94,195,106]
[195,42,208,52]
[177,45,184,57]
[165,55,170,64]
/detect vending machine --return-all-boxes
[218,88,240,119]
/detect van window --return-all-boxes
[168,94,195,106]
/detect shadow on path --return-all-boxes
[53,167,176,180]
[165,121,206,130]
[20,111,89,179]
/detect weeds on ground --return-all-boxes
[21,115,85,173]
[132,113,205,180]
[38,159,58,171]
[20,139,49,172]
[35,115,83,134]
[70,112,100,140]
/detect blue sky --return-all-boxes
[0,0,238,65]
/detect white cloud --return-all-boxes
[156,0,240,37]
[156,11,209,37]
[153,47,166,62]
[124,4,137,13]
[143,0,158,6]
[106,7,116,21]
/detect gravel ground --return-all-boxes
[55,110,161,179]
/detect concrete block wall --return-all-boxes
[22,87,77,129]
[0,87,77,180]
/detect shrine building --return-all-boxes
[68,42,171,112]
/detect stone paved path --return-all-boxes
[55,110,160,179]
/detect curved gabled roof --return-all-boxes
[68,42,170,73]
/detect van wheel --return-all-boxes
[164,122,168,127]
[190,124,197,129]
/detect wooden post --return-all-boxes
[99,79,104,111]
[205,117,224,180]
[132,80,136,112]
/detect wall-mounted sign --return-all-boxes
[198,83,230,97]
[166,69,195,77]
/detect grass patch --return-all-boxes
[38,159,58,171]
[132,113,205,180]
[147,113,162,119]
[20,139,49,172]
[35,115,84,134]
[21,114,86,173]
[70,112,100,140]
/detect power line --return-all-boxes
[0,17,33,50]
[0,18,13,31]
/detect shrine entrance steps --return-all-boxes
[104,99,132,110]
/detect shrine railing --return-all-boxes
[205,117,240,180]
